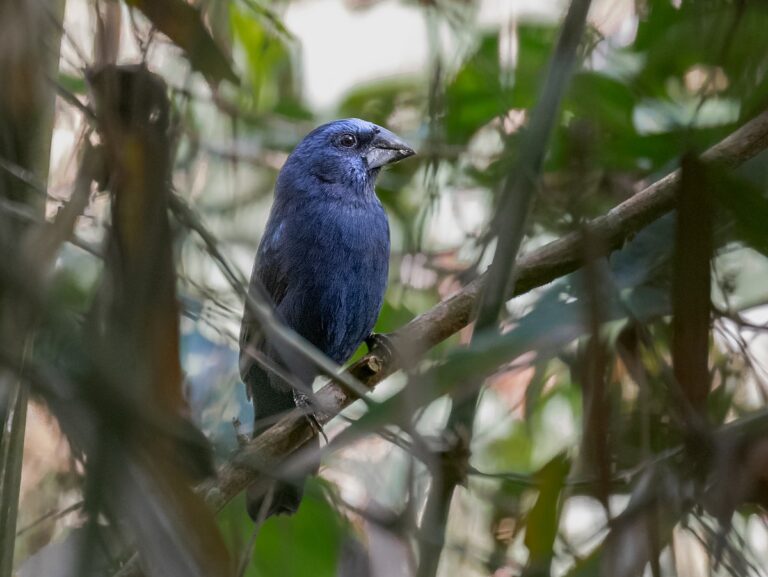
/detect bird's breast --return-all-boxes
[279,200,390,361]
[291,200,389,268]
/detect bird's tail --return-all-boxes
[245,434,319,520]
[242,359,322,520]
[246,478,305,520]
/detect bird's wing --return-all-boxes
[238,222,289,384]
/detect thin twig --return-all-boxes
[111,105,768,577]
[15,500,84,538]
[418,1,595,573]
[198,105,768,514]
[235,485,274,577]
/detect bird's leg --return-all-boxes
[293,390,329,444]
[232,417,250,447]
[365,332,398,366]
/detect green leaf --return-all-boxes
[253,488,343,576]
[482,421,533,473]
[444,32,504,143]
[237,0,295,41]
[567,72,635,134]
[219,483,344,577]
[523,453,570,571]
[230,4,296,113]
[713,171,768,258]
[443,25,556,144]
[562,548,602,577]
[338,78,421,128]
[511,24,559,109]
[125,0,238,84]
[633,2,768,105]
[58,72,87,95]
[374,301,416,335]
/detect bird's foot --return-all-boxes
[293,390,329,444]
[306,413,328,444]
[365,332,398,366]
[232,418,250,447]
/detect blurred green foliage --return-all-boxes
[6,0,768,576]
[219,486,345,577]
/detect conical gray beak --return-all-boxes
[364,128,416,170]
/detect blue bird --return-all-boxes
[239,118,415,518]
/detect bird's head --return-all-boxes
[277,118,415,200]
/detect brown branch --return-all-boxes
[419,0,595,572]
[114,109,768,576]
[200,108,768,511]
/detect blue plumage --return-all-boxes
[239,118,414,518]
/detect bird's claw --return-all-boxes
[232,418,250,447]
[293,390,329,444]
[307,413,329,444]
[365,332,398,366]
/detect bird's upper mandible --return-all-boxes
[274,118,415,198]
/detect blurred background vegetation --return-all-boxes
[2,0,768,576]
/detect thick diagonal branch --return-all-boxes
[113,109,768,577]
[200,108,768,513]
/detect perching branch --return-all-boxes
[112,107,768,577]
[199,107,768,514]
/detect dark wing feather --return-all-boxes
[238,230,289,385]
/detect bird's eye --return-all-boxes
[339,134,357,148]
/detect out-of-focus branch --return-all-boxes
[418,0,595,572]
[396,109,768,360]
[0,2,65,576]
[199,107,768,512]
[112,107,768,577]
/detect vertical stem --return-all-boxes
[416,0,594,574]
[672,154,713,416]
[415,472,453,577]
[0,342,31,577]
[0,0,65,573]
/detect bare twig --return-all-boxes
[112,106,768,577]
[418,2,595,572]
[203,106,768,509]
[235,485,274,577]
[15,500,84,538]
